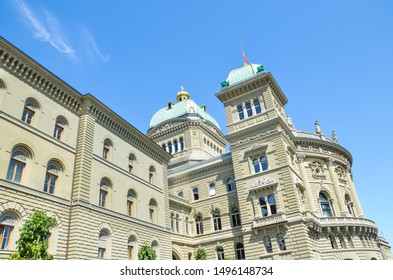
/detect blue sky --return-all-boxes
[1,0,393,247]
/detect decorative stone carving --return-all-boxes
[315,120,322,135]
[335,166,347,183]
[245,143,267,152]
[297,153,306,163]
[309,161,326,179]
[332,130,338,143]
[250,177,276,190]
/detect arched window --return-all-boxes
[212,212,222,231]
[345,194,355,216]
[168,142,173,154]
[253,159,261,173]
[149,199,157,224]
[149,166,155,184]
[231,208,241,227]
[268,195,277,215]
[193,187,199,201]
[0,215,15,250]
[53,116,66,140]
[227,178,236,192]
[127,189,136,217]
[128,154,136,174]
[98,230,109,259]
[175,214,180,233]
[235,243,245,260]
[174,140,179,153]
[319,192,333,217]
[21,98,39,125]
[195,216,203,235]
[253,99,262,114]
[128,236,136,260]
[179,138,185,151]
[103,139,112,160]
[277,234,286,251]
[260,198,268,217]
[6,148,28,183]
[237,105,244,120]
[151,240,159,257]
[99,178,111,208]
[245,102,253,117]
[216,247,225,260]
[170,213,175,231]
[209,183,216,196]
[43,161,61,194]
[260,156,268,171]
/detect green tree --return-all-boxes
[138,244,157,260]
[9,210,56,260]
[195,247,207,260]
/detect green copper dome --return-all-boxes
[149,89,221,130]
[221,63,265,88]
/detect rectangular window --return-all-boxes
[237,106,244,120]
[245,103,253,117]
[43,173,57,194]
[127,200,133,216]
[209,184,216,196]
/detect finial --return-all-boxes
[240,42,249,66]
[181,85,184,91]
[315,120,322,135]
[332,130,338,142]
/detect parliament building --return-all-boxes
[0,37,391,260]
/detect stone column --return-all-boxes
[326,157,347,216]
[297,154,317,213]
[252,195,261,218]
[345,167,364,218]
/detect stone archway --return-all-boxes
[172,250,181,260]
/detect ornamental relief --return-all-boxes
[309,161,326,180]
[335,166,347,183]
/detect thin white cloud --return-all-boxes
[13,0,75,57]
[81,27,110,63]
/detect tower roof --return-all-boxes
[149,89,221,130]
[221,63,265,88]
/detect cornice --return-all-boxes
[0,37,83,113]
[83,94,172,164]
[0,37,171,165]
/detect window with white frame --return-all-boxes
[319,192,333,217]
[0,215,14,250]
[99,178,111,208]
[253,155,268,173]
[195,215,203,235]
[212,212,222,231]
[6,148,28,183]
[21,98,39,125]
[216,247,225,260]
[43,161,61,195]
[127,189,136,217]
[235,243,245,260]
[53,116,66,140]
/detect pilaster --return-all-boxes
[326,157,347,216]
[345,167,364,218]
[297,154,317,213]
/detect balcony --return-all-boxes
[305,212,378,235]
